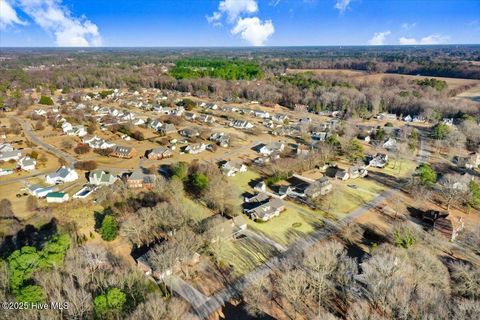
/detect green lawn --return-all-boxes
[214,236,277,277]
[370,158,417,179]
[230,170,261,192]
[326,178,387,216]
[182,197,215,222]
[247,207,325,245]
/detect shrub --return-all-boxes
[99,215,118,241]
[74,144,91,154]
[39,96,54,105]
[431,123,450,140]
[94,288,126,317]
[74,160,98,171]
[416,164,437,186]
[189,172,209,194]
[394,227,417,249]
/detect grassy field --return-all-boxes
[214,236,278,277]
[247,207,324,245]
[286,68,480,90]
[454,85,480,103]
[369,158,418,179]
[183,197,216,222]
[328,178,387,216]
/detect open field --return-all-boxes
[454,85,480,103]
[247,207,324,245]
[286,68,480,90]
[214,235,278,277]
[328,178,387,216]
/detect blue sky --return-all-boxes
[0,0,479,47]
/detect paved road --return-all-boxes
[17,119,77,166]
[0,171,46,186]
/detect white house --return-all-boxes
[258,142,285,156]
[230,120,253,129]
[272,114,289,123]
[83,136,116,149]
[0,168,13,176]
[255,110,270,119]
[46,192,70,203]
[18,156,36,171]
[383,138,397,151]
[221,161,247,177]
[88,170,117,186]
[184,143,207,154]
[45,166,79,184]
[0,150,22,162]
[27,185,57,198]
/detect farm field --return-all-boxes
[286,68,480,90]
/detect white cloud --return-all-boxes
[0,0,27,29]
[368,30,391,45]
[419,34,450,44]
[398,34,450,45]
[401,22,416,30]
[231,17,274,46]
[399,37,417,45]
[335,0,351,14]
[219,0,258,22]
[18,0,102,46]
[207,0,274,46]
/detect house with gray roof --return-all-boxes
[89,170,117,186]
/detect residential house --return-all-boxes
[210,132,230,147]
[184,112,197,121]
[133,118,146,126]
[230,120,254,129]
[349,166,368,179]
[244,193,285,222]
[147,147,173,160]
[312,131,328,141]
[254,181,267,192]
[357,132,371,142]
[89,170,117,186]
[201,102,218,110]
[179,128,199,138]
[159,123,176,135]
[46,192,69,203]
[0,169,13,176]
[220,161,247,177]
[455,152,480,169]
[443,118,454,126]
[127,169,156,189]
[0,143,14,153]
[203,214,247,242]
[111,146,137,159]
[369,153,389,168]
[404,115,413,122]
[149,119,163,131]
[18,156,36,171]
[335,169,350,181]
[305,177,333,198]
[258,142,285,156]
[45,166,78,184]
[27,185,57,197]
[272,114,289,123]
[198,114,216,124]
[184,143,207,154]
[0,150,22,162]
[222,106,238,113]
[254,110,270,119]
[83,136,116,149]
[383,138,397,151]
